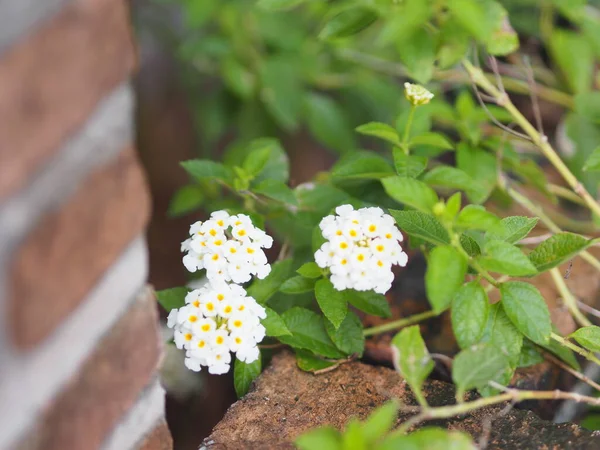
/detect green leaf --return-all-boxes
[398,29,435,84]
[528,233,593,272]
[315,279,348,329]
[453,344,510,397]
[279,307,345,358]
[295,350,338,373]
[575,92,600,125]
[262,306,292,337]
[583,147,600,171]
[569,326,600,352]
[447,0,496,42]
[260,57,303,131]
[325,312,365,356]
[377,0,431,46]
[501,282,551,345]
[422,166,483,203]
[410,132,453,150]
[167,185,204,217]
[362,401,399,443]
[234,357,261,397]
[393,152,428,178]
[257,0,306,10]
[460,234,481,257]
[319,7,378,40]
[331,151,394,181]
[456,143,497,204]
[452,282,489,349]
[305,93,355,153]
[379,428,474,450]
[356,122,402,147]
[392,326,434,401]
[156,287,188,312]
[518,339,544,368]
[480,303,523,367]
[389,210,450,246]
[253,179,298,206]
[346,290,391,318]
[297,262,323,279]
[243,145,272,177]
[485,3,519,56]
[456,205,501,231]
[538,329,580,370]
[549,30,594,94]
[478,240,538,277]
[280,276,316,294]
[180,160,233,184]
[222,57,255,100]
[296,426,341,450]
[485,216,538,244]
[247,259,294,304]
[382,176,438,213]
[426,246,467,313]
[244,138,290,184]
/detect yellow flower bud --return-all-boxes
[404,82,434,106]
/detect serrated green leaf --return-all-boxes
[393,152,428,178]
[480,302,523,367]
[331,151,394,181]
[253,179,298,206]
[319,6,378,40]
[485,216,538,244]
[234,357,261,397]
[296,425,341,450]
[569,326,600,352]
[478,240,538,277]
[501,282,551,345]
[156,286,188,314]
[410,132,453,150]
[452,282,489,349]
[325,312,364,356]
[392,326,434,403]
[456,205,501,231]
[460,234,481,257]
[426,246,467,313]
[180,160,233,184]
[528,233,593,272]
[389,210,450,246]
[295,350,338,373]
[453,344,510,397]
[382,176,438,213]
[356,122,402,147]
[247,259,294,304]
[262,306,292,337]
[346,290,391,318]
[278,307,345,358]
[280,276,316,294]
[167,185,204,217]
[583,147,600,171]
[315,279,348,329]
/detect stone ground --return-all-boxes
[204,352,600,449]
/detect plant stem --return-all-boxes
[396,387,600,434]
[551,332,600,366]
[544,352,600,393]
[549,267,593,327]
[548,184,588,207]
[464,60,600,220]
[363,310,438,337]
[402,105,416,155]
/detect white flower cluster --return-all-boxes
[315,205,408,294]
[404,82,434,106]
[167,281,266,374]
[181,211,273,283]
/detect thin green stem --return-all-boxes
[551,332,600,366]
[549,267,593,327]
[464,60,600,220]
[454,239,500,287]
[396,387,600,434]
[362,310,438,337]
[402,105,416,155]
[549,184,588,207]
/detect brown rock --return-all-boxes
[0,0,136,198]
[15,287,161,450]
[8,146,150,348]
[205,352,600,449]
[137,419,173,450]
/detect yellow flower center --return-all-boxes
[201,324,211,332]
[209,229,217,237]
[357,254,365,262]
[224,305,232,314]
[340,242,348,249]
[216,336,224,345]
[184,333,192,341]
[233,320,242,328]
[369,225,376,232]
[217,220,224,226]
[189,315,198,323]
[217,294,225,301]
[206,303,214,311]
[349,230,357,237]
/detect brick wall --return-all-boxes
[0,1,172,449]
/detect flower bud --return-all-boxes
[404,82,434,106]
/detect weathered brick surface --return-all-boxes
[15,287,161,450]
[0,0,136,199]
[8,147,150,348]
[137,420,174,450]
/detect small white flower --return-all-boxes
[184,356,203,372]
[314,205,407,294]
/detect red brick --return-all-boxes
[8,146,150,348]
[0,0,136,198]
[15,287,161,450]
[137,420,173,450]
